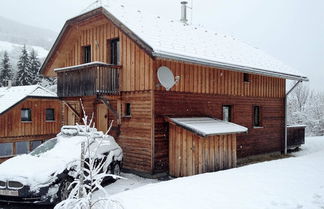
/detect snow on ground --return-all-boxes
[0,40,48,58]
[100,137,324,209]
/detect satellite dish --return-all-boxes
[157,66,179,91]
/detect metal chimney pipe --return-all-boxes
[180,1,188,24]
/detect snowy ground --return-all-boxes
[98,136,324,209]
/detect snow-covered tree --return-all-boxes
[0,51,14,87]
[15,45,32,86]
[29,49,42,84]
[288,82,324,136]
[54,100,123,209]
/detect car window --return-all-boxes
[30,138,58,156]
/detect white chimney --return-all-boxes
[180,1,188,24]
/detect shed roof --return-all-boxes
[41,1,308,81]
[168,117,248,137]
[0,85,57,115]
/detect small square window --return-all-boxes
[21,108,32,122]
[82,45,91,63]
[223,105,232,122]
[31,140,42,151]
[0,143,13,157]
[46,108,55,121]
[253,106,261,127]
[16,141,29,155]
[124,103,131,117]
[243,73,250,82]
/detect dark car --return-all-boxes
[0,126,123,204]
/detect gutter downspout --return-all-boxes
[285,80,303,154]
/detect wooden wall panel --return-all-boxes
[169,124,237,177]
[52,17,154,92]
[154,59,286,98]
[0,98,61,138]
[154,91,285,173]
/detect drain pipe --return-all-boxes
[284,80,303,154]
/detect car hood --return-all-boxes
[0,154,75,189]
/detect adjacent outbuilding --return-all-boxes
[0,85,61,162]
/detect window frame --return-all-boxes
[0,143,13,158]
[253,105,262,127]
[108,38,120,65]
[45,108,55,122]
[21,108,32,122]
[82,45,91,63]
[124,103,131,117]
[222,105,232,122]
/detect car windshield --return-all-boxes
[30,138,58,156]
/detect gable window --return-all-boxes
[223,105,232,122]
[124,103,131,117]
[21,108,32,122]
[108,38,120,65]
[253,106,261,127]
[46,108,55,121]
[82,45,91,63]
[243,73,250,82]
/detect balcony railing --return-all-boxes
[56,62,120,97]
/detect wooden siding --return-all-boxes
[169,124,237,177]
[154,59,286,98]
[0,98,61,138]
[154,91,285,173]
[45,15,154,92]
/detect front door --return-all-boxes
[97,104,108,132]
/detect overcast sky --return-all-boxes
[1,0,323,91]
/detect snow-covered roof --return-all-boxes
[168,117,248,137]
[0,85,57,114]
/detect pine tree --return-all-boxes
[29,49,41,84]
[16,45,32,86]
[0,51,13,87]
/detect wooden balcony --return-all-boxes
[287,125,306,149]
[56,62,120,97]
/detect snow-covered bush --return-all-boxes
[54,101,123,209]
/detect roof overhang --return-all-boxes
[153,50,309,81]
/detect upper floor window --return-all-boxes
[21,108,32,122]
[82,45,91,63]
[108,38,120,65]
[46,108,55,121]
[223,105,232,122]
[243,73,250,82]
[253,105,261,127]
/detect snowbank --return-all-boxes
[106,137,324,209]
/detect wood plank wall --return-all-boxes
[0,98,61,139]
[154,59,286,98]
[154,91,285,173]
[50,16,154,92]
[169,124,236,177]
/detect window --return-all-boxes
[223,105,232,122]
[82,45,91,63]
[31,140,42,151]
[0,143,13,157]
[108,38,120,65]
[253,106,261,127]
[124,103,131,117]
[46,108,55,121]
[21,108,32,122]
[16,142,29,155]
[243,73,250,82]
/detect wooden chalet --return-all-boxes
[40,3,308,177]
[0,85,61,163]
